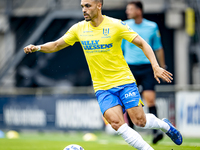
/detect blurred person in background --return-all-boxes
[24,0,182,149]
[121,1,166,144]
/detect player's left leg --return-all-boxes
[126,105,169,132]
[127,105,182,144]
[120,83,167,130]
[121,83,182,146]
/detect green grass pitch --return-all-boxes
[0,131,199,150]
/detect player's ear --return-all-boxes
[97,2,102,10]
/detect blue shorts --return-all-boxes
[95,82,144,115]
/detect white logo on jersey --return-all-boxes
[125,92,136,98]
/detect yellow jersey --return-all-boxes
[63,16,138,92]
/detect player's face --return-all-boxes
[126,4,139,19]
[81,0,99,21]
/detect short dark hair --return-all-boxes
[128,1,143,14]
[95,0,103,7]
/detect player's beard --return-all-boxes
[84,13,91,21]
[85,18,91,21]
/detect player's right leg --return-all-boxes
[95,89,154,150]
[104,105,154,150]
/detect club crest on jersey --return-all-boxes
[103,28,110,36]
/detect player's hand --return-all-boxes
[153,66,173,84]
[24,44,39,54]
[160,65,168,82]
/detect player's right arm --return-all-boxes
[24,22,79,54]
[24,36,70,54]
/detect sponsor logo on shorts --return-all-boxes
[125,92,136,98]
[125,100,136,104]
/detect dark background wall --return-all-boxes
[13,10,174,87]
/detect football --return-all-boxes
[63,144,84,150]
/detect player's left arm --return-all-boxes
[131,35,173,83]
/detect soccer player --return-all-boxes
[24,0,182,149]
[121,1,166,144]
